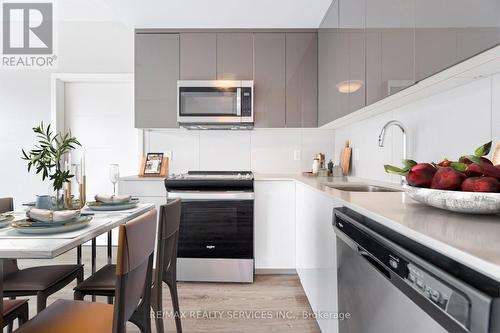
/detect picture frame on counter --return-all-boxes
[139,153,168,177]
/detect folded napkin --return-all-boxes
[27,208,80,223]
[95,194,131,204]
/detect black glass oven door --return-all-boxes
[178,200,253,259]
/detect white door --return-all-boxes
[63,80,140,244]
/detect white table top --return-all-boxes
[0,203,154,259]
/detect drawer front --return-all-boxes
[118,180,166,197]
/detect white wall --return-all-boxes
[0,15,132,206]
[334,73,500,182]
[145,129,335,174]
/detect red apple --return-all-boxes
[431,167,466,191]
[465,163,484,177]
[483,164,500,181]
[459,156,493,165]
[437,160,452,167]
[473,177,500,192]
[406,163,436,188]
[461,177,479,192]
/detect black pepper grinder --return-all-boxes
[327,159,334,176]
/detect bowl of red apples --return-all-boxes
[385,141,500,214]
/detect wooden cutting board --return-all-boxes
[493,141,500,166]
[340,141,352,176]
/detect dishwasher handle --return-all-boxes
[358,248,391,279]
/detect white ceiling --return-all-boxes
[59,0,334,28]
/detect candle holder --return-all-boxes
[80,175,87,208]
[64,181,73,209]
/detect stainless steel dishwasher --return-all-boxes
[333,207,500,333]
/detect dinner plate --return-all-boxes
[0,214,14,223]
[0,214,14,229]
[86,200,139,211]
[24,218,79,227]
[95,196,133,205]
[11,216,93,234]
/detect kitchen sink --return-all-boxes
[324,184,401,192]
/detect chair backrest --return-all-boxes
[113,208,157,333]
[0,197,13,213]
[156,199,181,280]
[0,198,19,276]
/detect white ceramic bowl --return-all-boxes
[404,185,500,214]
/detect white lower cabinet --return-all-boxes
[108,177,166,246]
[254,180,296,271]
[296,182,341,333]
[118,178,167,205]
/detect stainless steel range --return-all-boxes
[165,171,254,283]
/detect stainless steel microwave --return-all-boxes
[177,80,253,129]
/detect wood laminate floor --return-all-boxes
[14,246,321,333]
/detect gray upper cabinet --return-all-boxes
[253,33,286,128]
[318,0,365,126]
[135,33,180,128]
[318,0,500,126]
[318,30,349,125]
[285,33,318,128]
[216,33,254,80]
[180,33,217,80]
[415,0,500,82]
[366,0,415,104]
[134,29,319,128]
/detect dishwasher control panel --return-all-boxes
[407,264,448,309]
[406,263,470,328]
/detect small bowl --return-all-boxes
[404,185,500,214]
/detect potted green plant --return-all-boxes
[22,122,81,210]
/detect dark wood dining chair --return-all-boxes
[13,208,158,333]
[0,197,84,313]
[74,199,183,333]
[3,299,28,330]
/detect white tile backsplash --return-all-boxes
[144,128,335,174]
[147,129,200,174]
[492,74,500,142]
[393,77,492,164]
[300,129,336,171]
[250,129,302,173]
[335,111,395,182]
[199,131,251,171]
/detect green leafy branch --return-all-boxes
[21,122,81,191]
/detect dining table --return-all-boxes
[0,202,155,328]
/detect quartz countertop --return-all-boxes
[119,175,166,181]
[255,173,500,282]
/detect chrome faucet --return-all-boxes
[378,120,408,184]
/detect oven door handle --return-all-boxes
[167,191,254,200]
